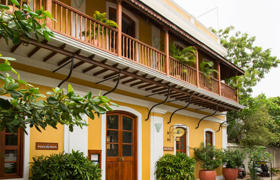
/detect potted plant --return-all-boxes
[155,153,196,180]
[83,11,118,46]
[247,146,272,180]
[222,149,245,180]
[200,60,217,82]
[194,143,223,180]
[169,43,196,79]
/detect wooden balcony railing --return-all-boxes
[169,57,197,85]
[199,72,219,95]
[1,0,239,102]
[122,33,167,73]
[221,82,237,101]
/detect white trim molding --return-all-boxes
[101,106,142,180]
[150,116,164,180]
[63,114,88,156]
[173,124,190,156]
[204,128,215,146]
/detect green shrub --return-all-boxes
[31,150,101,180]
[247,146,272,180]
[194,143,223,170]
[155,153,196,180]
[222,148,246,168]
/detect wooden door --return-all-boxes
[106,111,137,180]
[176,129,186,154]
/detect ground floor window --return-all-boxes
[0,129,23,179]
[176,128,186,154]
[205,131,213,146]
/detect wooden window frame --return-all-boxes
[0,129,24,179]
[205,131,213,146]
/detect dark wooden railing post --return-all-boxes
[195,47,200,87]
[217,62,222,96]
[116,0,122,57]
[164,29,169,75]
[46,0,52,28]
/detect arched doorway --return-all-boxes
[106,111,137,180]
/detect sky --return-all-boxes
[173,0,280,97]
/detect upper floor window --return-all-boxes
[0,129,23,179]
[205,131,213,146]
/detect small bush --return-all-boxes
[222,148,245,168]
[155,153,196,180]
[31,150,101,180]
[194,143,223,170]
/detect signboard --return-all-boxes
[163,147,174,151]
[36,142,58,150]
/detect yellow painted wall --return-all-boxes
[13,77,224,179]
[27,84,64,162]
[162,112,223,177]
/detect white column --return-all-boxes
[150,116,164,180]
[64,114,88,156]
[222,127,228,150]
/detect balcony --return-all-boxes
[2,0,239,103]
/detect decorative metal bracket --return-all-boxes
[103,72,121,96]
[168,93,194,124]
[145,86,171,121]
[216,121,228,132]
[195,104,219,129]
[53,55,75,88]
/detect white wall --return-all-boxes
[150,116,164,180]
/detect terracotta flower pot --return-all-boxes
[199,170,216,180]
[222,168,238,180]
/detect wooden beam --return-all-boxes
[27,40,47,58]
[122,78,137,84]
[217,63,221,96]
[57,49,81,66]
[83,65,98,73]
[93,68,109,76]
[73,61,85,69]
[164,29,170,75]
[10,42,22,53]
[104,67,128,79]
[195,47,200,87]
[130,80,144,87]
[116,0,122,56]
[43,44,66,62]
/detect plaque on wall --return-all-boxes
[163,147,174,151]
[36,142,58,150]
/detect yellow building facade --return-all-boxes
[0,0,244,179]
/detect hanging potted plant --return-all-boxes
[222,149,245,180]
[194,143,223,180]
[169,43,196,79]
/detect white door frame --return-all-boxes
[101,106,142,180]
[173,124,190,156]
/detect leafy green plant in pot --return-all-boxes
[169,43,196,79]
[222,149,245,180]
[83,11,118,46]
[200,60,217,84]
[155,153,196,180]
[31,150,101,180]
[247,146,272,180]
[194,143,223,180]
